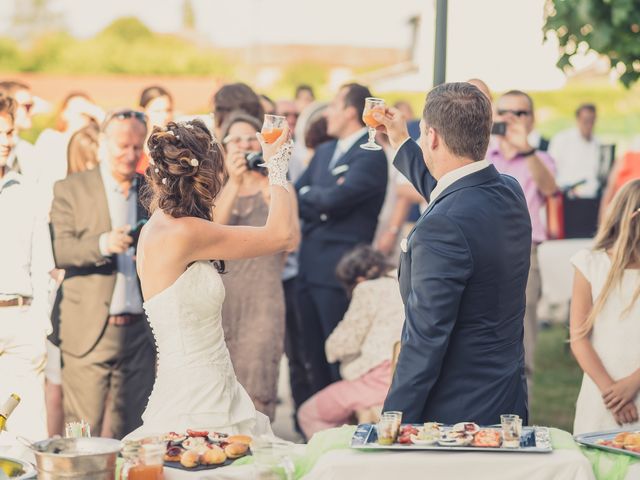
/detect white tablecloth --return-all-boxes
[303,448,596,480]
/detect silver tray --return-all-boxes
[574,429,640,459]
[351,424,552,453]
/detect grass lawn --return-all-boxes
[531,324,583,432]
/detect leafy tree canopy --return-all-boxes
[543,0,640,87]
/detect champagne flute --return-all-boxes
[262,114,287,144]
[361,97,385,151]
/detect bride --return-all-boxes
[125,118,297,439]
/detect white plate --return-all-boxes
[410,434,438,446]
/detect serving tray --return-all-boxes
[351,424,552,453]
[574,429,640,459]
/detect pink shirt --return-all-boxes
[487,146,556,244]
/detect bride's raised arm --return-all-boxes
[187,125,299,261]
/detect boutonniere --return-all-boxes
[400,238,408,253]
[331,164,349,176]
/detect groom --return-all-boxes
[378,83,531,425]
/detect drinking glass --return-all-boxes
[360,97,385,151]
[500,414,522,448]
[262,115,287,144]
[252,438,295,480]
[376,417,396,445]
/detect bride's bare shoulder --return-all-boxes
[141,211,213,250]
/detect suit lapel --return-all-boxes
[92,169,112,232]
[334,133,367,168]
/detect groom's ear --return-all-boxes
[428,127,440,151]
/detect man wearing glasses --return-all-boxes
[50,109,155,439]
[0,81,37,180]
[487,90,557,394]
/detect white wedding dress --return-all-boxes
[125,260,273,440]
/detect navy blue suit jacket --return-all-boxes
[295,133,387,288]
[383,140,531,425]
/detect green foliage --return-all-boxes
[278,62,329,94]
[543,0,640,87]
[0,16,233,76]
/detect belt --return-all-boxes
[0,296,32,308]
[107,313,144,326]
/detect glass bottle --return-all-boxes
[0,394,21,431]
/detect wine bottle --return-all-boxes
[0,394,21,431]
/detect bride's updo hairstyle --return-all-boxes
[142,119,225,221]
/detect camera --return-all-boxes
[491,121,507,136]
[245,152,267,174]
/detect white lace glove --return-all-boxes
[261,140,293,190]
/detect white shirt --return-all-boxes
[427,159,491,206]
[328,127,368,169]
[0,171,55,332]
[7,139,38,182]
[393,137,490,208]
[549,127,600,198]
[97,162,143,315]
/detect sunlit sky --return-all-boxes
[2,0,591,91]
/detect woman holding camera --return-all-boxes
[215,111,300,420]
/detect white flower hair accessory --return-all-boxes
[154,168,159,173]
[190,158,199,167]
[162,178,167,185]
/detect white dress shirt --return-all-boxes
[549,127,600,198]
[0,171,55,332]
[328,127,368,170]
[97,162,143,315]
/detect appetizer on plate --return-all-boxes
[452,422,480,435]
[472,429,502,448]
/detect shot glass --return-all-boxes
[500,414,522,448]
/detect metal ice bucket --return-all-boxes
[30,437,121,480]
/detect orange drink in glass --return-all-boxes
[361,97,385,151]
[262,115,286,144]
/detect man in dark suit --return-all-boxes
[295,83,387,396]
[379,83,531,425]
[50,109,155,438]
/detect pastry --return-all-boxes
[180,449,200,468]
[227,434,252,445]
[201,446,227,465]
[164,446,183,462]
[225,442,249,459]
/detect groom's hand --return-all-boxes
[373,107,410,151]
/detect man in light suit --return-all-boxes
[50,109,155,438]
[295,83,387,396]
[379,83,531,425]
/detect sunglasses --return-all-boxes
[497,109,531,117]
[102,109,147,131]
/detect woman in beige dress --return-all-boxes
[214,111,300,420]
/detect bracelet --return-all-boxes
[519,148,536,157]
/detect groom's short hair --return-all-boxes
[422,82,492,162]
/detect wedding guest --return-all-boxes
[295,83,388,395]
[212,83,264,140]
[0,81,37,179]
[379,82,531,425]
[137,86,174,174]
[549,104,600,198]
[570,179,640,434]
[50,109,154,439]
[488,90,557,389]
[276,99,299,132]
[260,94,276,116]
[67,123,100,175]
[214,111,300,420]
[297,245,403,438]
[601,147,640,212]
[36,92,103,209]
[0,93,55,440]
[294,84,315,113]
[282,102,332,423]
